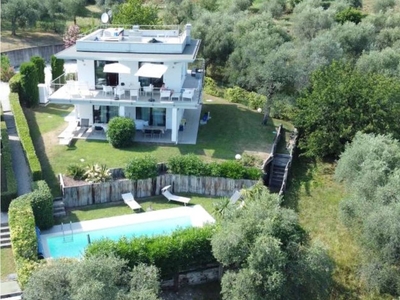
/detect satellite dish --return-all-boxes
[101,13,109,24]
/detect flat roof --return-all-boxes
[55,39,201,62]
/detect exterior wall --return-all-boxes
[164,62,182,91]
[119,61,140,86]
[77,60,95,88]
[76,104,93,123]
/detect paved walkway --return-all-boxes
[1,81,31,297]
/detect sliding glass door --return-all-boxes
[136,107,166,126]
[93,106,119,123]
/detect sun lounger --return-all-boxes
[161,185,191,206]
[229,190,242,204]
[121,193,141,211]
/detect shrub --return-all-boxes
[9,73,22,96]
[85,225,216,279]
[8,194,39,287]
[63,25,80,48]
[168,154,206,176]
[50,55,64,82]
[268,93,297,120]
[84,164,111,183]
[244,167,262,180]
[218,161,246,179]
[224,86,248,106]
[20,62,39,107]
[30,56,46,84]
[204,76,224,97]
[66,164,86,180]
[1,122,18,212]
[0,54,15,82]
[9,93,42,180]
[107,117,135,148]
[335,7,366,24]
[125,155,158,180]
[248,91,267,110]
[31,180,54,230]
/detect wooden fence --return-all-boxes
[60,174,257,208]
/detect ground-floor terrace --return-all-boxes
[58,107,202,145]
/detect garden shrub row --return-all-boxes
[85,225,216,279]
[167,154,261,180]
[31,180,54,230]
[224,86,267,110]
[8,195,39,288]
[1,121,18,212]
[9,93,42,181]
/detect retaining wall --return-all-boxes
[2,44,64,67]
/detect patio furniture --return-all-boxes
[115,87,125,99]
[161,185,191,206]
[102,85,113,95]
[229,190,242,204]
[121,193,141,212]
[143,84,154,97]
[130,89,139,101]
[182,89,195,101]
[160,90,172,101]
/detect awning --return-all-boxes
[134,63,168,78]
[103,63,131,74]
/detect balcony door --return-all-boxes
[95,60,119,88]
[136,107,165,126]
[93,105,119,123]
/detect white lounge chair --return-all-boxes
[161,185,191,206]
[121,193,142,211]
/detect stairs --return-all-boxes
[53,198,67,218]
[0,224,11,249]
[269,154,291,192]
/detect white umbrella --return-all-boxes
[134,63,168,78]
[103,63,131,74]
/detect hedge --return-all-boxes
[30,56,45,84]
[85,225,216,279]
[20,61,39,107]
[9,93,42,181]
[1,121,18,212]
[31,180,54,230]
[8,194,39,288]
[125,155,158,180]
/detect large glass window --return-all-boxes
[136,107,165,126]
[138,62,164,88]
[95,61,118,88]
[93,105,119,123]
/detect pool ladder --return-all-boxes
[61,221,74,242]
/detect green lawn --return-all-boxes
[55,194,219,224]
[27,97,291,195]
[1,248,16,280]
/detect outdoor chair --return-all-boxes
[102,85,113,96]
[143,84,154,97]
[130,89,139,101]
[161,185,191,206]
[229,190,242,204]
[121,193,141,212]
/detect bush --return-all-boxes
[84,164,111,183]
[30,56,46,84]
[50,55,64,82]
[168,154,206,176]
[8,194,39,288]
[31,181,54,230]
[20,62,39,107]
[9,73,22,96]
[1,122,18,212]
[335,7,366,24]
[204,76,224,97]
[107,117,135,148]
[85,225,216,279]
[9,93,42,180]
[248,92,267,110]
[125,155,158,180]
[269,93,297,120]
[66,164,85,180]
[0,54,15,82]
[224,86,248,106]
[218,161,246,179]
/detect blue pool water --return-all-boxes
[45,215,192,258]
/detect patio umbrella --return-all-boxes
[103,63,131,74]
[134,63,168,78]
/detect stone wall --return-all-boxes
[2,44,64,67]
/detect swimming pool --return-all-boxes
[41,205,215,258]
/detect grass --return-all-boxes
[26,97,289,195]
[1,248,16,280]
[55,194,219,225]
[284,158,391,300]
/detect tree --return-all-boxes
[23,255,161,300]
[1,0,39,36]
[335,7,366,24]
[107,116,135,148]
[356,48,400,78]
[30,56,46,84]
[61,0,86,25]
[113,0,159,25]
[162,0,198,25]
[20,62,39,107]
[211,190,333,300]
[51,55,64,82]
[63,25,80,48]
[294,61,400,158]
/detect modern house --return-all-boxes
[42,24,204,144]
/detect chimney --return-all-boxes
[185,24,192,45]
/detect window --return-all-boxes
[136,107,165,126]
[93,105,119,123]
[95,61,118,88]
[138,62,164,88]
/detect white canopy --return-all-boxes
[134,63,168,78]
[103,63,131,74]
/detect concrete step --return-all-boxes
[53,211,67,218]
[0,242,12,248]
[0,226,10,233]
[53,200,65,208]
[1,295,22,300]
[1,231,10,238]
[53,206,65,212]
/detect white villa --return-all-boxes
[42,24,204,144]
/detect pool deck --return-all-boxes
[40,205,215,258]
